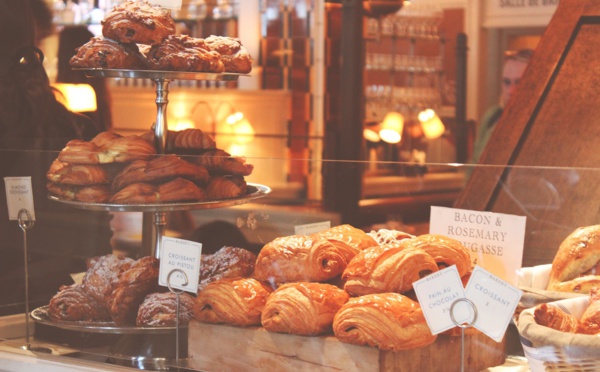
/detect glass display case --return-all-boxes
[1,144,597,371]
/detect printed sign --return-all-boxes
[295,221,331,236]
[159,237,202,294]
[429,206,526,286]
[485,0,558,27]
[465,266,523,342]
[413,265,470,335]
[4,177,35,221]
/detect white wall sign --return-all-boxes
[429,206,526,286]
[485,0,559,28]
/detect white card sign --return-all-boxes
[4,177,35,221]
[148,0,182,10]
[295,221,331,235]
[159,237,202,294]
[412,265,470,334]
[464,266,523,342]
[429,206,526,286]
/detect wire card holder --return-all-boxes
[165,268,189,366]
[449,297,478,372]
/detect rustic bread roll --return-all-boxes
[342,243,439,296]
[547,225,600,293]
[261,282,349,336]
[47,284,111,322]
[194,277,272,327]
[69,36,148,69]
[401,234,472,278]
[101,0,175,45]
[333,293,437,351]
[136,292,195,327]
[254,234,350,283]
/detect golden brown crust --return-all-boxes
[312,224,378,258]
[136,292,195,327]
[194,277,272,327]
[109,177,206,204]
[146,35,224,72]
[254,234,353,283]
[106,256,160,326]
[333,293,437,351]
[205,175,247,200]
[47,284,111,322]
[199,246,257,291]
[47,159,121,185]
[46,182,112,203]
[189,149,253,176]
[401,234,472,277]
[579,287,600,334]
[58,131,156,165]
[111,155,209,191]
[547,225,600,293]
[533,303,580,333]
[367,229,415,245]
[101,0,175,45]
[69,36,148,69]
[140,128,217,153]
[204,35,252,74]
[261,282,349,336]
[82,254,135,311]
[342,244,439,296]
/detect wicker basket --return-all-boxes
[517,297,600,372]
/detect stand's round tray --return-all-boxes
[48,183,271,212]
[31,306,183,335]
[74,68,244,81]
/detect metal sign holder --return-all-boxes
[449,297,478,372]
[165,268,189,367]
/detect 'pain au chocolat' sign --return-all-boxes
[485,0,559,27]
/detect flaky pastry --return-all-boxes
[401,234,472,278]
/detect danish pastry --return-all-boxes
[109,177,206,204]
[47,284,111,322]
[205,175,247,200]
[204,35,252,74]
[58,132,156,165]
[47,159,121,185]
[333,293,437,351]
[82,254,134,311]
[547,225,600,293]
[101,0,175,45]
[189,149,253,176]
[199,246,256,291]
[194,277,272,327]
[261,282,349,336]
[46,182,112,203]
[402,234,472,278]
[146,35,224,72]
[311,224,378,258]
[367,229,415,245]
[69,36,148,69]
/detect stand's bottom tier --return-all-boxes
[187,321,506,372]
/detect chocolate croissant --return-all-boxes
[261,282,349,336]
[342,244,439,296]
[194,277,273,327]
[254,234,352,283]
[533,303,580,333]
[47,284,111,322]
[547,225,600,293]
[311,224,378,257]
[401,234,472,278]
[333,293,437,351]
[136,292,195,327]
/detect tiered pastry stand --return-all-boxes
[41,69,271,370]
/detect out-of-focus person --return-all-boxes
[57,25,113,132]
[0,0,112,316]
[469,49,534,166]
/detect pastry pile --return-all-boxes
[46,128,253,204]
[547,225,600,294]
[69,0,252,73]
[194,225,474,352]
[533,287,600,334]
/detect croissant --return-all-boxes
[136,292,195,327]
[367,229,415,245]
[82,254,134,311]
[261,282,349,336]
[58,132,156,164]
[254,234,352,283]
[311,224,378,257]
[111,155,209,191]
[140,128,216,153]
[533,303,580,333]
[46,159,120,185]
[204,35,253,74]
[342,244,439,296]
[579,287,600,334]
[106,256,160,326]
[194,278,273,327]
[47,284,111,322]
[547,225,600,293]
[333,293,437,351]
[205,175,247,200]
[401,234,472,278]
[47,182,112,203]
[199,246,256,291]
[190,149,254,176]
[109,178,206,204]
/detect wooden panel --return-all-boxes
[455,0,600,266]
[187,321,505,372]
